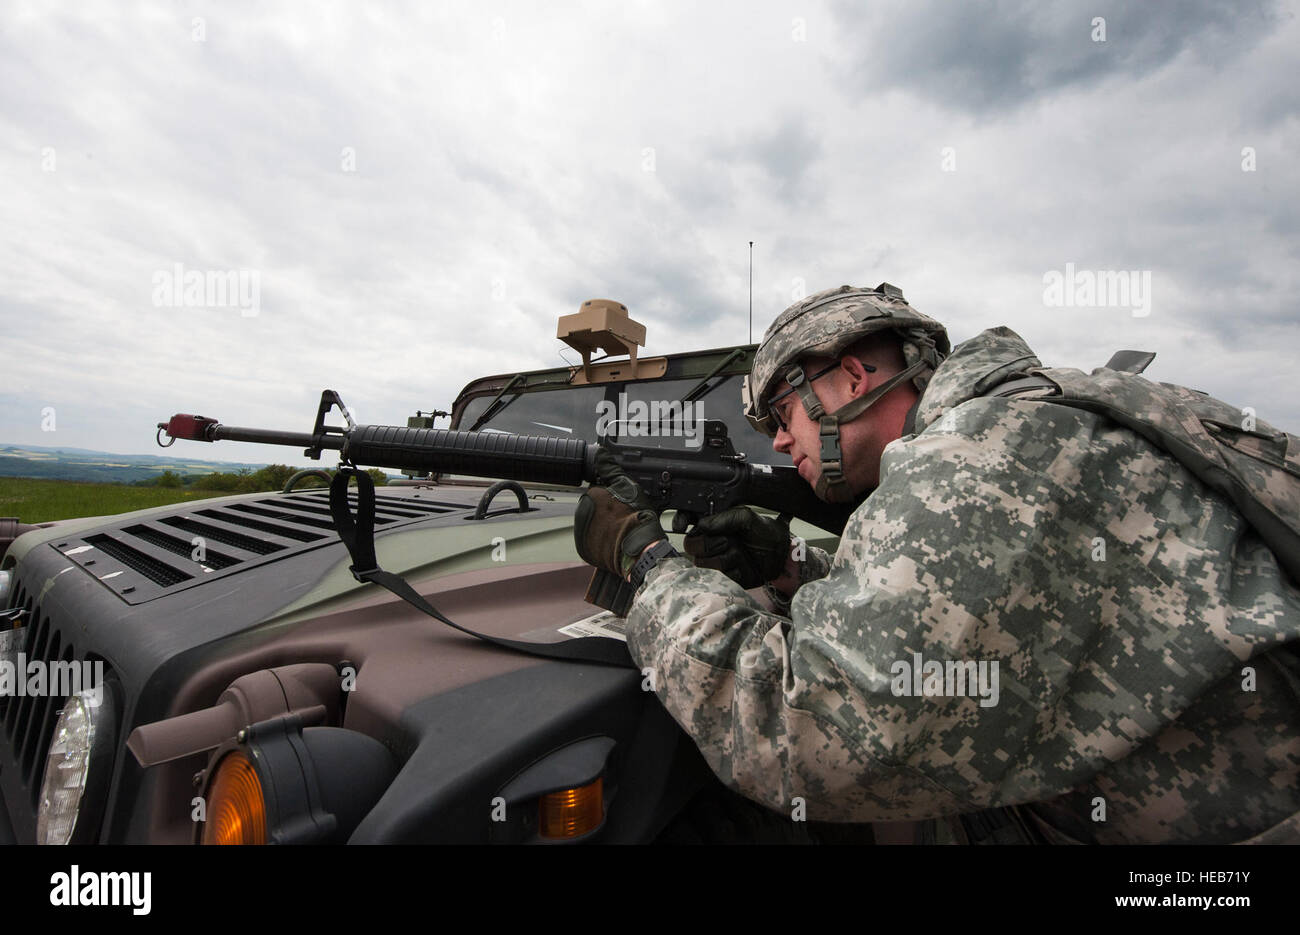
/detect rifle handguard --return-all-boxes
[344,425,590,487]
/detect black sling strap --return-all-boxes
[328,468,635,668]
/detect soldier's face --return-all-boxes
[770,355,917,494]
[770,357,853,487]
[772,405,821,487]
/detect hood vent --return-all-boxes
[50,490,461,605]
[85,534,193,587]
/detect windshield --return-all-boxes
[457,374,787,464]
[458,384,608,440]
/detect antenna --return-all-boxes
[748,241,754,344]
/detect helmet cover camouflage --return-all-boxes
[743,283,950,436]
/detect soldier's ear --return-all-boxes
[840,355,875,398]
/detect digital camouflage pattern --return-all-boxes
[986,360,1300,588]
[628,326,1300,843]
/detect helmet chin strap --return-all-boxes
[785,358,932,504]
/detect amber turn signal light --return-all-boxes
[202,750,267,845]
[537,777,604,839]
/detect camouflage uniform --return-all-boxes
[627,326,1300,843]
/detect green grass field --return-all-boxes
[0,477,237,524]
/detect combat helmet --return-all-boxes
[742,283,950,503]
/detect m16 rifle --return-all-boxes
[157,390,852,620]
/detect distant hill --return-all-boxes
[0,444,274,485]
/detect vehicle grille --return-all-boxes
[0,577,112,809]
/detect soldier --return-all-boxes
[574,283,1300,844]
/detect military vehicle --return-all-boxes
[0,301,845,844]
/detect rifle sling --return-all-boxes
[328,468,635,668]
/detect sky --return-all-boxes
[1,0,1297,468]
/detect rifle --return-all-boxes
[157,389,852,614]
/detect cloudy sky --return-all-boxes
[2,0,1296,468]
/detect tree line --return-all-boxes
[139,465,389,492]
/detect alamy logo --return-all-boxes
[0,655,104,706]
[1042,263,1151,317]
[152,262,261,317]
[594,393,706,447]
[50,866,151,915]
[890,653,999,708]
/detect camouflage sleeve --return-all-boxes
[761,544,831,616]
[626,398,1295,826]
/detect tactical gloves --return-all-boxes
[684,506,791,589]
[575,453,791,591]
[574,450,669,579]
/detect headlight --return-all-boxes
[36,680,119,845]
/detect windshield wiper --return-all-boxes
[467,373,582,432]
[681,348,746,404]
[467,374,527,432]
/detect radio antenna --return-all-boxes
[748,241,754,344]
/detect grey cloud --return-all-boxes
[649,116,826,218]
[830,0,1281,114]
[741,116,824,203]
[1,2,1295,460]
[583,251,736,333]
[713,116,825,205]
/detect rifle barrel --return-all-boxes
[209,425,346,450]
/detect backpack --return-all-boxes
[983,351,1300,586]
[977,351,1300,844]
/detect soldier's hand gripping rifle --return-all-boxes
[158,389,852,614]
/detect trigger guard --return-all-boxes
[671,511,695,534]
